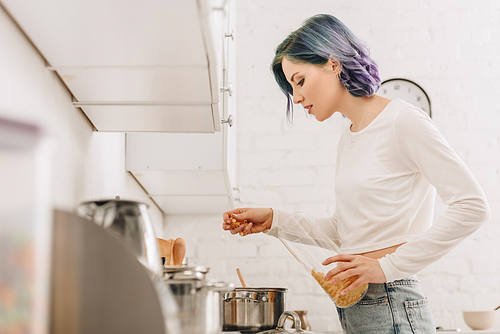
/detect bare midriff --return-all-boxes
[356,243,406,260]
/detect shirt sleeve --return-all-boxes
[265,208,341,251]
[377,106,490,282]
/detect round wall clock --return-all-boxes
[379,78,432,118]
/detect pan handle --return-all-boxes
[223,291,260,302]
[277,310,303,332]
[223,295,260,303]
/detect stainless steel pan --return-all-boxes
[163,279,233,334]
[223,287,287,332]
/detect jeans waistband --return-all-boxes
[386,274,419,287]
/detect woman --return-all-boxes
[222,14,490,333]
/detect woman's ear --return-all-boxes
[328,57,342,76]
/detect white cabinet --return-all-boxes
[1,0,222,132]
[126,128,236,214]
[125,0,237,214]
[2,0,238,213]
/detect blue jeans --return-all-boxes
[336,276,436,334]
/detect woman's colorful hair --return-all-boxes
[271,14,381,121]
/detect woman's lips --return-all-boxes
[305,105,313,114]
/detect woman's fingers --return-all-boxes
[222,207,273,236]
[240,222,253,236]
[223,208,248,221]
[324,261,355,281]
[324,266,366,295]
[222,211,251,235]
[328,267,359,285]
[222,220,232,231]
[222,208,249,232]
[322,254,387,291]
[228,222,246,235]
[322,254,356,266]
[338,274,365,295]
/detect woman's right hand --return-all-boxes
[222,207,273,236]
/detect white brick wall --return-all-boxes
[164,1,500,332]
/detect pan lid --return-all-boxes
[162,265,209,280]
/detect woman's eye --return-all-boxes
[298,79,304,86]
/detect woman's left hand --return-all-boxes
[322,254,387,295]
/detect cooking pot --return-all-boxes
[162,278,234,334]
[223,287,287,332]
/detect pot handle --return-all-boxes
[277,311,303,332]
[223,291,260,302]
[223,296,260,303]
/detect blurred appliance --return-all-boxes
[50,210,165,334]
[77,198,163,276]
[0,118,53,334]
[76,199,181,332]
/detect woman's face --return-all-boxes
[281,57,345,122]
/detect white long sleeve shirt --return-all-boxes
[266,99,490,282]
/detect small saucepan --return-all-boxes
[222,287,287,332]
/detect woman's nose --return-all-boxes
[293,92,303,104]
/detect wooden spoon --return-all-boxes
[164,239,174,266]
[157,238,170,264]
[236,268,247,287]
[494,305,500,311]
[172,238,186,266]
